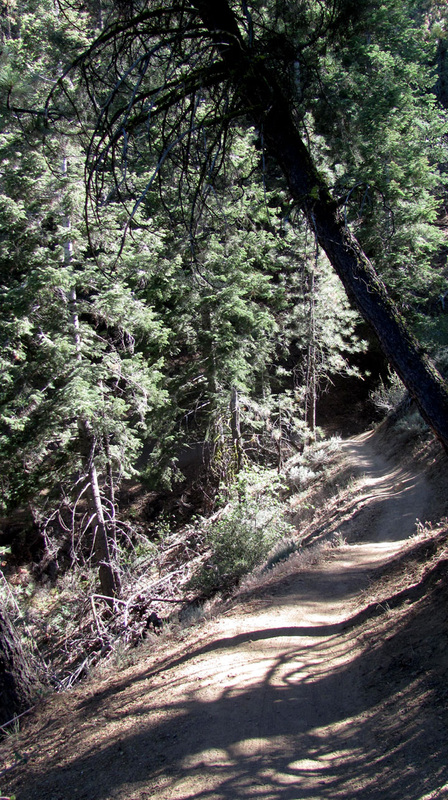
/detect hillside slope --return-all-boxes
[1,428,448,800]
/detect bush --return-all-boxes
[283,436,342,490]
[393,409,429,438]
[370,370,406,416]
[264,538,301,571]
[189,468,294,596]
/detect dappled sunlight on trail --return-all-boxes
[1,430,447,800]
[340,432,430,544]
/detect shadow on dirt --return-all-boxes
[5,436,448,800]
[11,568,448,800]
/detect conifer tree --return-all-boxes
[0,2,169,597]
[57,0,448,450]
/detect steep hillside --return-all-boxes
[1,426,448,800]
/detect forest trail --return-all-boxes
[339,431,431,544]
[1,430,446,800]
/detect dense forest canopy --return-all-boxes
[44,0,448,437]
[1,0,448,609]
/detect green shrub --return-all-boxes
[369,369,406,415]
[393,409,429,437]
[190,468,294,596]
[264,538,301,571]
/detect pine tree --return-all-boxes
[0,2,170,597]
[60,0,448,450]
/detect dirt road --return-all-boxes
[2,431,446,800]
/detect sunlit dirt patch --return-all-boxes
[1,430,448,800]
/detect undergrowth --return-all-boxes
[1,434,347,686]
[188,467,295,596]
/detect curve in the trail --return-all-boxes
[340,430,432,544]
[3,431,444,800]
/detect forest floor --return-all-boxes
[1,426,448,800]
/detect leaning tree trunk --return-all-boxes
[0,606,40,727]
[259,100,448,451]
[193,0,448,453]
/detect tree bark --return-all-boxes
[230,386,244,472]
[305,266,317,434]
[0,606,39,727]
[69,277,120,603]
[192,0,448,452]
[78,419,121,603]
[103,433,119,567]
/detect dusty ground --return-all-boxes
[1,429,448,800]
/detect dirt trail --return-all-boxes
[1,431,445,800]
[340,431,431,544]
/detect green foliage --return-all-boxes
[393,409,430,438]
[0,2,171,516]
[1,0,448,587]
[413,312,448,365]
[308,0,448,317]
[189,467,294,595]
[0,195,170,510]
[369,370,406,416]
[283,434,342,493]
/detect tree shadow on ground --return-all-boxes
[7,576,448,800]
